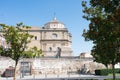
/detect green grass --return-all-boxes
[105,79,120,80]
[108,73,120,76]
[105,73,120,80]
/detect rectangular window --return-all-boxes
[35,36,37,40]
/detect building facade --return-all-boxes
[0,18,120,77]
[27,17,72,57]
[0,17,72,57]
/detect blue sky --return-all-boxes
[0,0,93,56]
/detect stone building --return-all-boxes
[0,17,75,76]
[0,17,72,57]
[26,17,72,57]
[0,17,107,77]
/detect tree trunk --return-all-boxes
[13,61,18,80]
[112,63,116,80]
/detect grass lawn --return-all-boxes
[108,73,120,76]
[105,79,120,80]
[105,73,120,80]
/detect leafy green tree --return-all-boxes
[82,0,120,80]
[23,46,43,58]
[0,23,42,80]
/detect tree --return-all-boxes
[0,23,42,80]
[23,46,43,58]
[82,0,120,80]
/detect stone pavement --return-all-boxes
[0,74,120,80]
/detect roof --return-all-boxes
[44,17,65,29]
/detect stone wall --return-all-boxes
[0,57,15,74]
[0,57,106,76]
[30,58,105,75]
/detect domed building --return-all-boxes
[0,17,107,77]
[44,17,65,29]
[27,17,72,57]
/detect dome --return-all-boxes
[44,17,65,29]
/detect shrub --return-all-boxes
[95,68,120,76]
[108,68,120,73]
[95,69,108,76]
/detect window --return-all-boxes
[52,33,57,39]
[49,47,52,51]
[35,36,37,40]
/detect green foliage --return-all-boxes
[82,0,120,57]
[95,69,109,76]
[105,79,120,80]
[95,68,120,76]
[0,46,12,57]
[23,46,43,58]
[0,23,34,60]
[108,68,120,74]
[0,23,43,60]
[0,23,43,80]
[82,0,120,80]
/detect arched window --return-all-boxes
[49,47,52,51]
[52,33,57,39]
[35,36,37,40]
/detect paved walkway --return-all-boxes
[1,74,120,80]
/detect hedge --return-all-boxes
[95,68,120,76]
[95,69,109,76]
[108,68,120,73]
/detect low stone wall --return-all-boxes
[0,57,106,76]
[0,57,15,74]
[29,58,105,75]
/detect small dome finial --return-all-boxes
[53,17,57,20]
[53,12,57,21]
